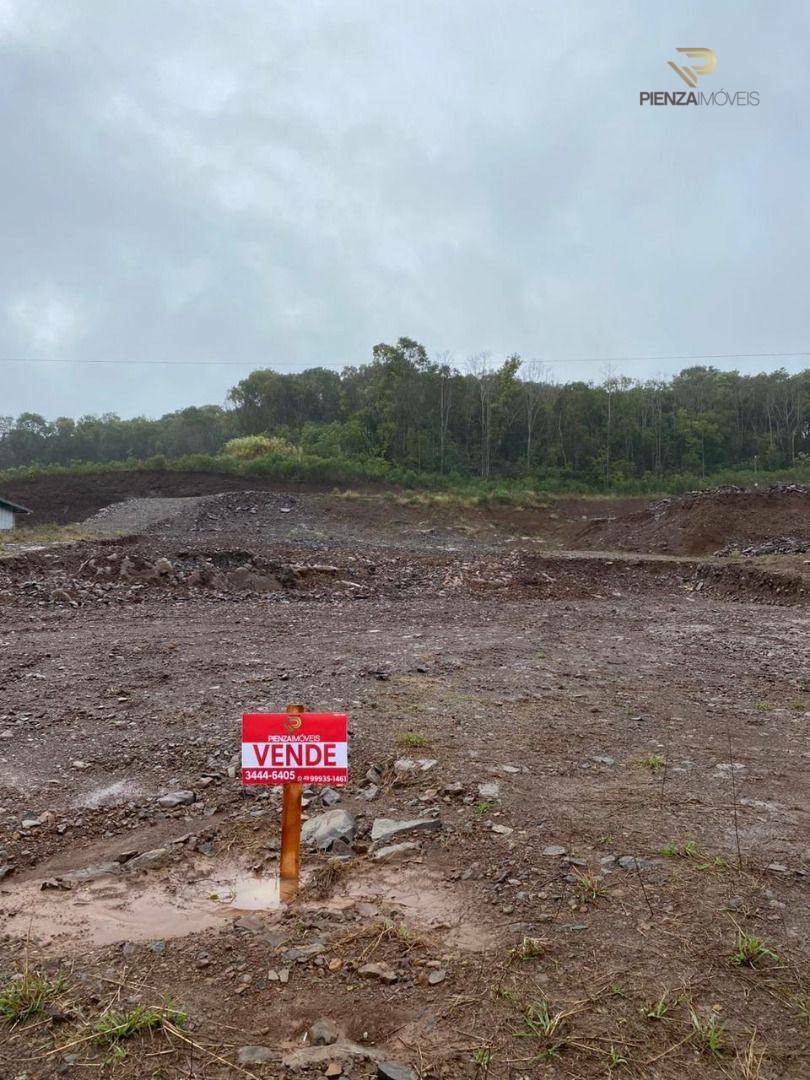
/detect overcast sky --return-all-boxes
[1,1,807,420]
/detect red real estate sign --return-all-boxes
[241,712,348,786]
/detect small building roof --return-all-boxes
[0,496,32,515]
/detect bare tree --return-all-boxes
[521,359,546,471]
[467,352,494,477]
[434,350,454,473]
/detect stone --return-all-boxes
[71,760,91,769]
[147,939,166,955]
[0,865,12,881]
[157,790,195,808]
[237,1046,277,1065]
[393,758,438,774]
[124,847,171,872]
[358,961,397,983]
[21,816,41,829]
[765,862,788,873]
[301,809,357,851]
[307,1017,340,1046]
[378,1064,417,1080]
[542,845,567,857]
[325,1062,343,1078]
[617,855,656,871]
[477,781,500,799]
[235,914,265,934]
[358,784,379,801]
[372,842,421,863]
[284,1039,384,1069]
[442,781,465,797]
[154,557,174,576]
[490,823,513,835]
[320,787,341,807]
[593,756,616,766]
[427,969,447,985]
[370,817,442,845]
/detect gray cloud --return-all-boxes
[0,0,807,419]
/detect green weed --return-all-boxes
[690,1010,725,1056]
[730,934,779,968]
[396,731,428,748]
[645,994,670,1020]
[607,1045,628,1069]
[637,754,666,772]
[473,800,492,817]
[92,999,186,1046]
[0,971,67,1023]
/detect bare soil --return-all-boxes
[0,479,807,1079]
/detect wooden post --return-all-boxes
[279,703,304,889]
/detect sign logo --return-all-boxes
[640,47,758,107]
[284,714,303,733]
[668,47,717,88]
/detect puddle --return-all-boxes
[0,860,492,954]
[345,868,495,952]
[0,862,294,951]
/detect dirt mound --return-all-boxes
[574,484,810,555]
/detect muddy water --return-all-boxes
[0,860,492,954]
[0,862,291,950]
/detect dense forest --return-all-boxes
[1,339,808,488]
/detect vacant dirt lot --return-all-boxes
[0,481,807,1079]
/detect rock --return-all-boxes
[378,1063,417,1080]
[358,784,379,801]
[366,766,382,784]
[370,817,442,845]
[593,756,616,766]
[235,914,266,934]
[147,939,166,955]
[63,862,120,883]
[157,790,195,808]
[617,855,656,871]
[442,781,465,797]
[393,758,438,774]
[124,847,171,872]
[301,809,357,851]
[477,781,500,798]
[71,760,91,770]
[284,1039,384,1069]
[427,969,447,985]
[490,823,513,835]
[325,1062,343,1078]
[307,1017,340,1046]
[154,558,174,576]
[372,842,421,863]
[765,862,789,874]
[21,816,41,829]
[542,845,567,857]
[0,865,12,881]
[358,962,397,983]
[320,787,341,807]
[237,1046,277,1065]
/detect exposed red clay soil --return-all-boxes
[575,484,810,555]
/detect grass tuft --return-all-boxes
[730,933,779,968]
[0,971,67,1023]
[92,998,186,1046]
[396,731,428,748]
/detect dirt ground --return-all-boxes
[0,481,807,1079]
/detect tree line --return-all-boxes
[1,338,808,486]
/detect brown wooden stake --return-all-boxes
[279,703,305,890]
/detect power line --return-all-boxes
[0,350,808,369]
